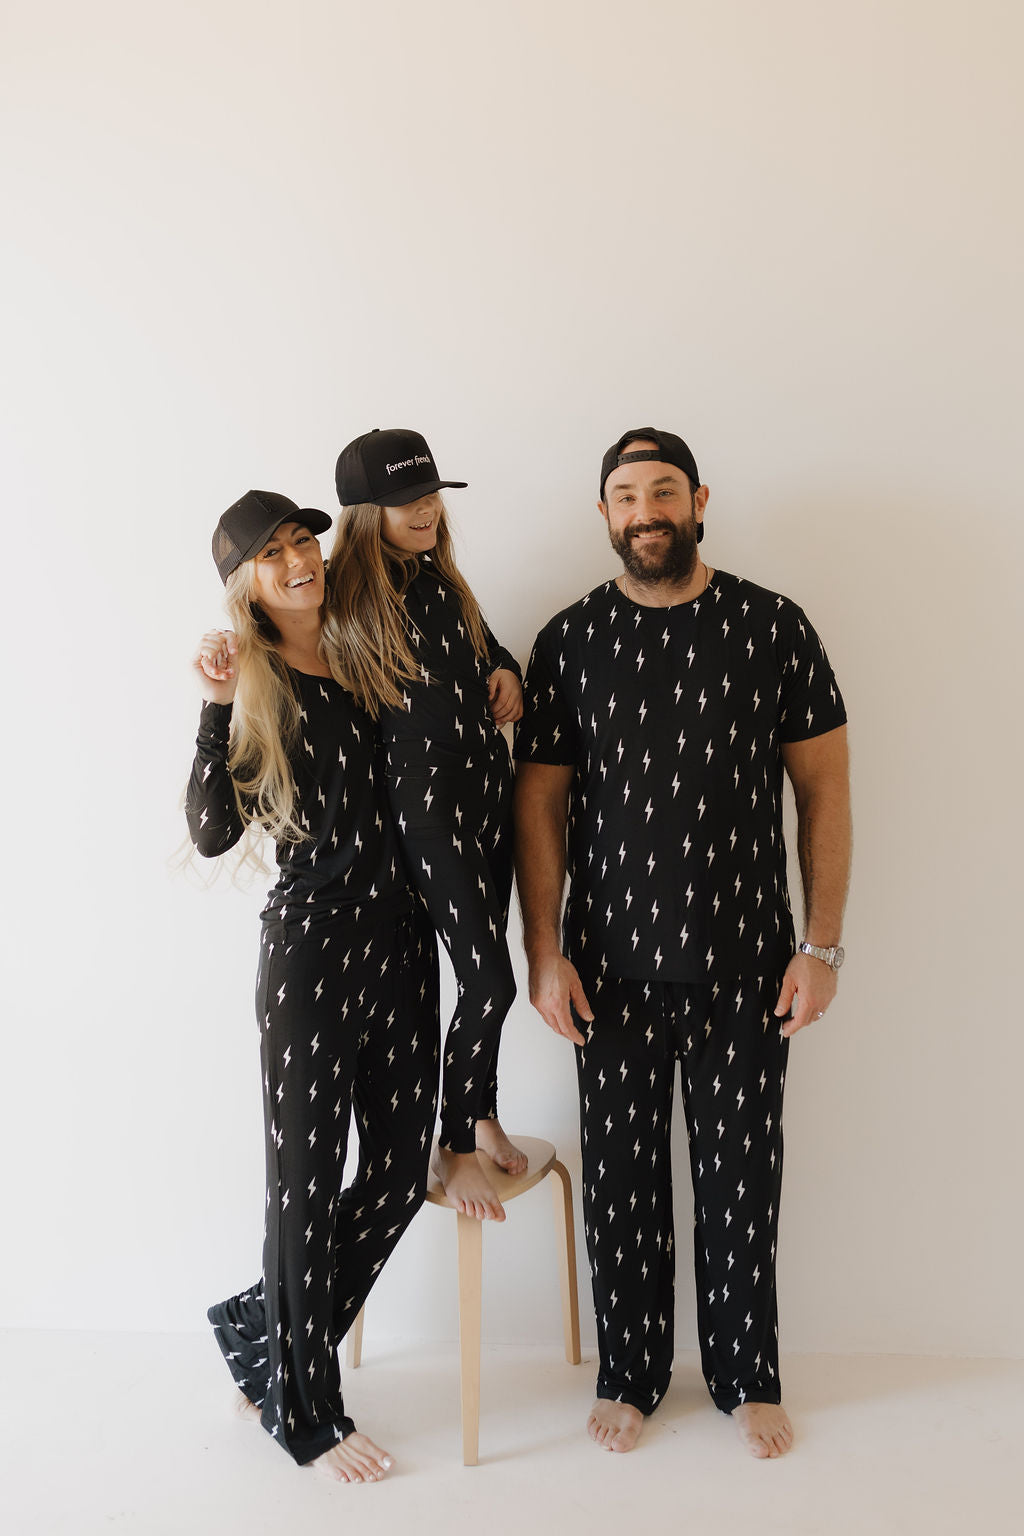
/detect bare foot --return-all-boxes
[234,1390,261,1423]
[587,1398,644,1453]
[732,1401,794,1459]
[430,1144,506,1221]
[311,1432,394,1484]
[475,1117,528,1176]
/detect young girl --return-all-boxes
[187,489,440,1482]
[323,428,523,1222]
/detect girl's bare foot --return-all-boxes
[475,1117,528,1176]
[430,1143,506,1220]
[587,1398,644,1452]
[311,1432,394,1483]
[234,1390,261,1423]
[731,1401,794,1458]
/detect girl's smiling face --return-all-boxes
[380,493,442,554]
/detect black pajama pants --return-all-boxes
[572,963,789,1417]
[208,900,440,1465]
[386,741,516,1154]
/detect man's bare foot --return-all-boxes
[587,1398,644,1453]
[234,1390,261,1423]
[475,1117,528,1176]
[731,1401,794,1459]
[430,1144,506,1220]
[311,1432,394,1483]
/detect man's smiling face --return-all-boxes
[600,439,704,586]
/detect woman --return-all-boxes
[323,428,523,1223]
[187,489,439,1482]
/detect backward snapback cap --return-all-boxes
[600,427,703,542]
[212,490,332,583]
[335,427,468,508]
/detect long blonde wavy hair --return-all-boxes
[220,560,310,848]
[322,498,488,717]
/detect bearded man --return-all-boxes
[514,428,851,1458]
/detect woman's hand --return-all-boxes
[192,629,239,706]
[488,667,523,727]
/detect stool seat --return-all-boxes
[346,1133,581,1465]
[424,1134,558,1208]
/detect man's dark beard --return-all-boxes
[609,514,700,587]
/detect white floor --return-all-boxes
[2,1330,1019,1535]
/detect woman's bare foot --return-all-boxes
[475,1117,528,1176]
[430,1144,506,1220]
[234,1390,261,1423]
[311,1432,394,1484]
[731,1401,794,1458]
[587,1398,644,1452]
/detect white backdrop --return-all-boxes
[3,0,1020,1360]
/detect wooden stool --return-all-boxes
[345,1135,581,1465]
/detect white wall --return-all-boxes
[3,0,1021,1360]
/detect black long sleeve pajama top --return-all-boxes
[380,558,522,1152]
[186,670,440,1463]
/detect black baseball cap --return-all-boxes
[335,427,468,508]
[600,427,703,539]
[212,490,332,584]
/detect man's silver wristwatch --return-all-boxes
[798,941,845,971]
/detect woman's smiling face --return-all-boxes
[250,522,325,619]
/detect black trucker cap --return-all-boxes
[335,427,468,508]
[212,490,332,584]
[600,427,703,541]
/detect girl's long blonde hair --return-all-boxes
[221,561,308,847]
[322,499,488,717]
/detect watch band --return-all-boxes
[798,941,845,971]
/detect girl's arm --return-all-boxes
[488,668,523,727]
[483,620,523,724]
[483,621,522,684]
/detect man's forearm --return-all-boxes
[795,778,852,944]
[513,768,571,958]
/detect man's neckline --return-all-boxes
[611,568,718,611]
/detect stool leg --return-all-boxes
[456,1210,482,1466]
[550,1161,581,1365]
[345,1305,365,1370]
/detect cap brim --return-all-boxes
[379,479,468,507]
[296,507,333,534]
[236,507,332,564]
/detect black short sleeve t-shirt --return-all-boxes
[514,570,846,983]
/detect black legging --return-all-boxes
[386,739,516,1154]
[208,900,440,1464]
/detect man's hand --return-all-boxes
[774,951,838,1038]
[527,946,593,1047]
[488,668,523,727]
[193,629,238,706]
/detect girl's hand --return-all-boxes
[488,668,523,727]
[192,629,239,706]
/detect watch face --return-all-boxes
[833,947,845,969]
